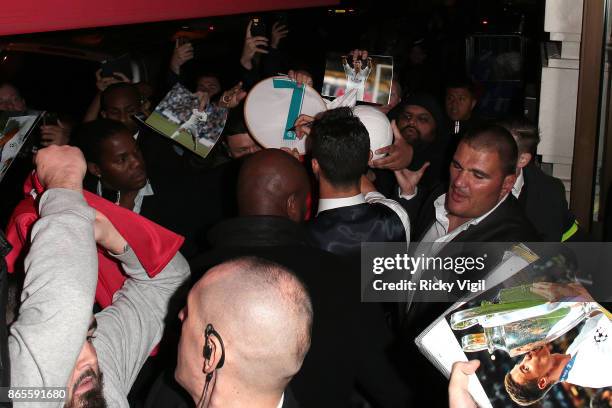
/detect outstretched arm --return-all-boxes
[9,146,98,389]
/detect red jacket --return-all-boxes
[5,173,185,308]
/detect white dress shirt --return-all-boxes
[276,393,284,408]
[511,168,524,198]
[421,193,509,244]
[96,180,154,214]
[317,193,366,215]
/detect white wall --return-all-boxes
[538,0,584,199]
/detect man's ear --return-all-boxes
[470,99,477,111]
[537,377,548,390]
[87,162,101,178]
[203,336,222,375]
[311,158,320,178]
[501,173,517,197]
[517,152,532,169]
[286,193,301,223]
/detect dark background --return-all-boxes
[0,0,546,121]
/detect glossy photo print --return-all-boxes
[322,52,393,105]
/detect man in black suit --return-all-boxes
[146,149,411,407]
[398,124,540,406]
[307,107,407,256]
[400,124,540,244]
[499,117,581,242]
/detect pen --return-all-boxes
[287,122,312,133]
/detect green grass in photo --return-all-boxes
[146,111,211,158]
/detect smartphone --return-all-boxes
[42,112,59,126]
[100,54,132,80]
[177,36,190,46]
[250,17,267,37]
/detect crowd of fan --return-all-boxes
[0,14,588,408]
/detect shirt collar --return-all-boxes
[96,179,154,214]
[434,193,509,235]
[276,393,284,408]
[512,168,524,198]
[317,194,366,215]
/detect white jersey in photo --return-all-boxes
[560,312,612,388]
[343,63,371,100]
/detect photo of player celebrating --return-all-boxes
[341,50,373,101]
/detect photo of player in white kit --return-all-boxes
[341,50,373,101]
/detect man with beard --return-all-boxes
[8,145,189,407]
[393,93,450,190]
[370,93,450,205]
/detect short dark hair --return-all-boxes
[74,119,131,164]
[446,77,477,98]
[504,371,552,406]
[498,117,540,156]
[461,124,518,176]
[310,107,370,188]
[100,83,141,110]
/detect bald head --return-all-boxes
[175,257,312,402]
[237,149,310,222]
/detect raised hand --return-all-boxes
[218,82,247,109]
[35,145,86,192]
[95,69,130,92]
[270,22,289,49]
[287,69,314,88]
[370,121,414,170]
[170,39,195,75]
[349,49,369,63]
[293,114,314,140]
[449,360,480,408]
[530,282,594,302]
[194,91,210,112]
[394,162,430,197]
[240,20,269,70]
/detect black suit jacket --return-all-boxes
[307,203,406,256]
[405,182,541,243]
[519,162,577,241]
[146,216,411,408]
[197,216,411,408]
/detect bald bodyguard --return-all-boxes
[175,257,312,408]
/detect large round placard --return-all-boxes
[244,76,328,154]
